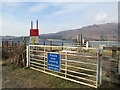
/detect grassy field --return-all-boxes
[2,45,120,89]
[2,60,90,88]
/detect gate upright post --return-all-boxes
[65,51,67,78]
[97,49,103,87]
[26,46,29,67]
[44,46,46,71]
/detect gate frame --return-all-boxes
[26,45,102,88]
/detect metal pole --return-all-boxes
[26,46,29,67]
[29,46,31,66]
[86,41,89,49]
[65,51,67,78]
[36,20,38,29]
[31,21,33,29]
[97,49,103,87]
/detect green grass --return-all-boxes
[2,47,119,88]
[2,61,89,88]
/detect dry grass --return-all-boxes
[2,60,88,88]
[2,45,120,88]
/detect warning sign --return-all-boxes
[30,29,39,36]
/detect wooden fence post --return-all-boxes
[112,50,117,59]
[111,49,117,75]
[6,41,8,48]
[50,41,52,51]
[118,51,120,74]
[62,42,64,50]
[18,41,20,46]
[97,49,103,87]
[2,41,4,48]
[12,41,14,47]
[23,38,27,66]
[44,41,45,45]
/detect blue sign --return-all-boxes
[47,53,60,72]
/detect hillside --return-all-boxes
[40,23,118,41]
[1,23,118,41]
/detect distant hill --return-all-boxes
[1,23,118,41]
[1,35,29,41]
[40,23,118,41]
[0,35,16,40]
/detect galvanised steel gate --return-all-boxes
[26,45,102,88]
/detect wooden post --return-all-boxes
[18,41,20,46]
[12,41,13,47]
[2,41,4,48]
[118,51,120,74]
[97,49,103,87]
[24,38,26,45]
[110,49,117,87]
[112,50,117,59]
[6,41,8,48]
[50,41,52,51]
[44,41,45,45]
[18,55,22,66]
[50,41,52,45]
[108,41,110,47]
[23,38,27,66]
[62,42,64,50]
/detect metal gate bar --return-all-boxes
[27,45,102,88]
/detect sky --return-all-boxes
[1,0,118,36]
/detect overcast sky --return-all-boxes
[1,0,118,36]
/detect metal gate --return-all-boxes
[26,45,102,88]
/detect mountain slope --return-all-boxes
[40,23,118,41]
[2,23,118,41]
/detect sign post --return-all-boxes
[30,20,39,45]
